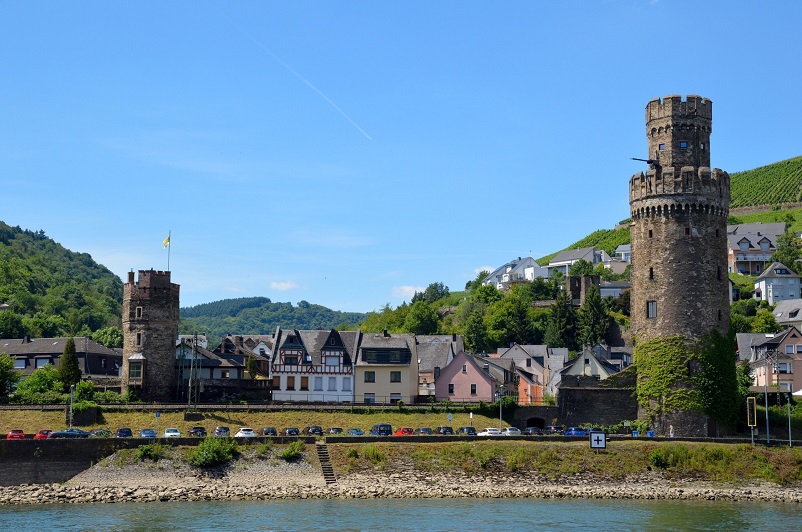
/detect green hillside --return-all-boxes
[180,298,367,348]
[0,221,123,339]
[730,156,802,208]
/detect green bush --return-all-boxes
[136,443,165,461]
[361,443,385,465]
[93,390,126,404]
[279,441,306,461]
[72,399,98,414]
[649,449,668,469]
[188,437,239,467]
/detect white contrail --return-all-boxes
[210,5,373,141]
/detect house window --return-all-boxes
[364,393,375,404]
[328,377,337,391]
[136,332,142,347]
[796,345,802,353]
[786,345,794,354]
[300,376,309,390]
[14,358,26,369]
[303,353,312,364]
[649,267,654,280]
[390,371,401,383]
[680,141,688,149]
[100,357,107,368]
[221,370,230,379]
[284,356,297,365]
[36,358,51,369]
[448,383,454,394]
[287,376,296,390]
[272,376,280,389]
[462,364,467,373]
[647,300,657,318]
[343,377,351,392]
[389,393,401,404]
[135,306,142,318]
[314,376,323,391]
[470,384,477,395]
[330,338,336,345]
[525,359,531,367]
[129,362,142,380]
[778,363,792,374]
[364,371,375,383]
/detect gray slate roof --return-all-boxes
[756,262,800,281]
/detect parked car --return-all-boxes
[435,426,454,435]
[47,428,90,439]
[260,427,277,436]
[587,427,606,434]
[284,427,300,436]
[189,426,207,437]
[89,428,111,438]
[456,426,477,436]
[544,425,564,435]
[34,429,53,440]
[477,427,501,436]
[369,423,392,436]
[328,427,344,434]
[213,426,231,437]
[347,428,364,436]
[564,427,587,437]
[393,427,414,436]
[522,427,543,436]
[115,427,133,438]
[414,427,433,436]
[235,427,256,438]
[163,428,181,438]
[139,428,157,438]
[303,426,323,436]
[6,430,25,440]
[501,427,522,436]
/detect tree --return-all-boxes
[568,259,594,277]
[577,284,610,347]
[545,289,577,350]
[403,301,438,335]
[0,311,25,339]
[465,270,490,291]
[772,230,802,274]
[13,364,63,403]
[246,353,259,377]
[92,326,124,348]
[736,359,754,404]
[412,282,450,305]
[463,310,490,353]
[0,354,21,401]
[56,337,82,392]
[473,284,502,305]
[751,308,781,334]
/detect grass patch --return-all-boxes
[279,441,305,461]
[136,442,166,461]
[188,437,239,467]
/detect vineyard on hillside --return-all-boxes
[538,227,630,265]
[729,156,802,208]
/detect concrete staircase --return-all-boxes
[315,442,337,484]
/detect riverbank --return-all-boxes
[2,446,801,505]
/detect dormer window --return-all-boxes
[739,241,749,252]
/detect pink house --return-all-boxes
[435,351,518,403]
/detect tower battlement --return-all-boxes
[646,94,712,122]
[629,166,730,215]
[124,270,180,299]
[645,94,713,170]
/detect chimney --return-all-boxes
[452,333,457,342]
[128,271,135,284]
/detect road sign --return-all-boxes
[448,414,453,422]
[156,412,161,418]
[747,397,757,427]
[590,432,607,449]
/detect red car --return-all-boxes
[393,427,414,436]
[34,429,53,440]
[6,430,25,440]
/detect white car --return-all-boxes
[477,427,501,436]
[234,427,256,438]
[501,427,522,436]
[162,428,181,438]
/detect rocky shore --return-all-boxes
[1,456,801,505]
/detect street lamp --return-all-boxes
[69,384,75,428]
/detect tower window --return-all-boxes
[685,228,690,236]
[136,332,142,347]
[700,143,706,150]
[658,143,665,151]
[135,306,142,318]
[717,267,721,280]
[718,309,722,322]
[648,229,653,238]
[680,141,688,149]
[647,300,657,319]
[649,267,654,280]
[716,229,719,237]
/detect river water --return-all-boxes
[0,498,798,530]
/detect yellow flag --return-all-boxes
[163,235,170,249]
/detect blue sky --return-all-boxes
[1,1,800,313]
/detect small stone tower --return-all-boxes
[629,95,730,342]
[121,270,180,402]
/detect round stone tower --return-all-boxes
[121,269,180,402]
[629,95,730,343]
